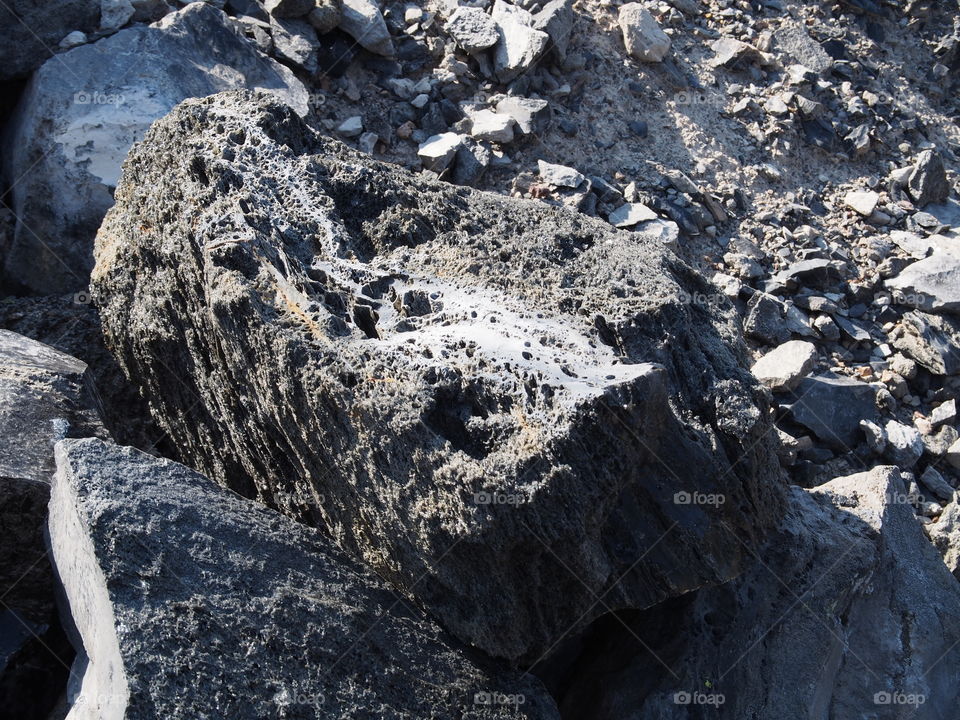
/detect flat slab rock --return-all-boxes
[93,91,783,662]
[50,438,557,719]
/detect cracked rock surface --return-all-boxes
[92,91,784,662]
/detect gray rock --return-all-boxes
[537,159,584,187]
[468,109,515,143]
[0,330,106,628]
[452,138,492,187]
[1,3,308,295]
[567,467,960,718]
[782,373,879,449]
[768,258,843,291]
[92,91,784,663]
[607,202,657,228]
[890,310,960,375]
[773,21,833,74]
[338,0,394,56]
[844,189,880,216]
[495,96,551,135]
[418,131,464,172]
[265,0,314,17]
[337,114,364,137]
[100,0,136,30]
[446,6,500,53]
[532,0,573,61]
[59,30,89,48]
[0,0,100,80]
[908,150,951,207]
[709,37,757,67]
[50,438,557,719]
[492,0,549,82]
[927,498,960,579]
[924,425,958,458]
[920,466,955,502]
[617,3,669,62]
[931,398,957,427]
[307,0,341,33]
[883,419,923,468]
[860,418,887,454]
[269,15,321,72]
[743,291,814,345]
[750,340,817,392]
[887,253,960,316]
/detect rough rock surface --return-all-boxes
[887,253,960,317]
[553,467,960,718]
[782,373,879,450]
[750,339,816,392]
[0,0,101,81]
[1,2,309,295]
[50,438,557,719]
[93,91,783,662]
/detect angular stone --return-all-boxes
[710,37,755,67]
[492,0,549,82]
[0,0,100,80]
[887,253,960,316]
[307,0,341,33]
[100,0,135,30]
[538,159,585,187]
[883,419,923,468]
[890,310,960,375]
[617,3,670,62]
[495,96,551,135]
[338,0,394,56]
[931,398,957,427]
[919,466,955,502]
[927,498,960,579]
[446,6,499,54]
[532,0,573,61]
[452,138,491,187]
[607,202,658,228]
[743,291,814,345]
[750,340,817,392]
[50,438,557,719]
[418,131,465,172]
[844,190,880,216]
[269,16,321,72]
[1,3,308,294]
[468,109,516,143]
[92,91,784,662]
[773,21,832,74]
[908,150,951,207]
[782,373,879,449]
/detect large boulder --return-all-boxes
[50,438,557,719]
[555,467,960,718]
[1,2,309,295]
[0,0,101,81]
[92,91,784,662]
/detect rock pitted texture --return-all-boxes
[556,467,960,718]
[2,2,308,295]
[93,91,783,662]
[50,438,556,719]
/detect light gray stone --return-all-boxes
[750,340,817,392]
[492,0,549,82]
[773,20,832,74]
[617,3,670,62]
[908,150,951,207]
[532,0,573,61]
[890,310,960,375]
[607,202,657,228]
[418,131,465,172]
[49,438,558,719]
[538,159,584,187]
[446,6,500,53]
[495,96,550,135]
[100,0,135,30]
[338,0,394,56]
[927,498,960,579]
[468,109,516,143]
[269,15,321,72]
[884,419,923,468]
[1,3,308,294]
[887,253,960,316]
[920,466,955,502]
